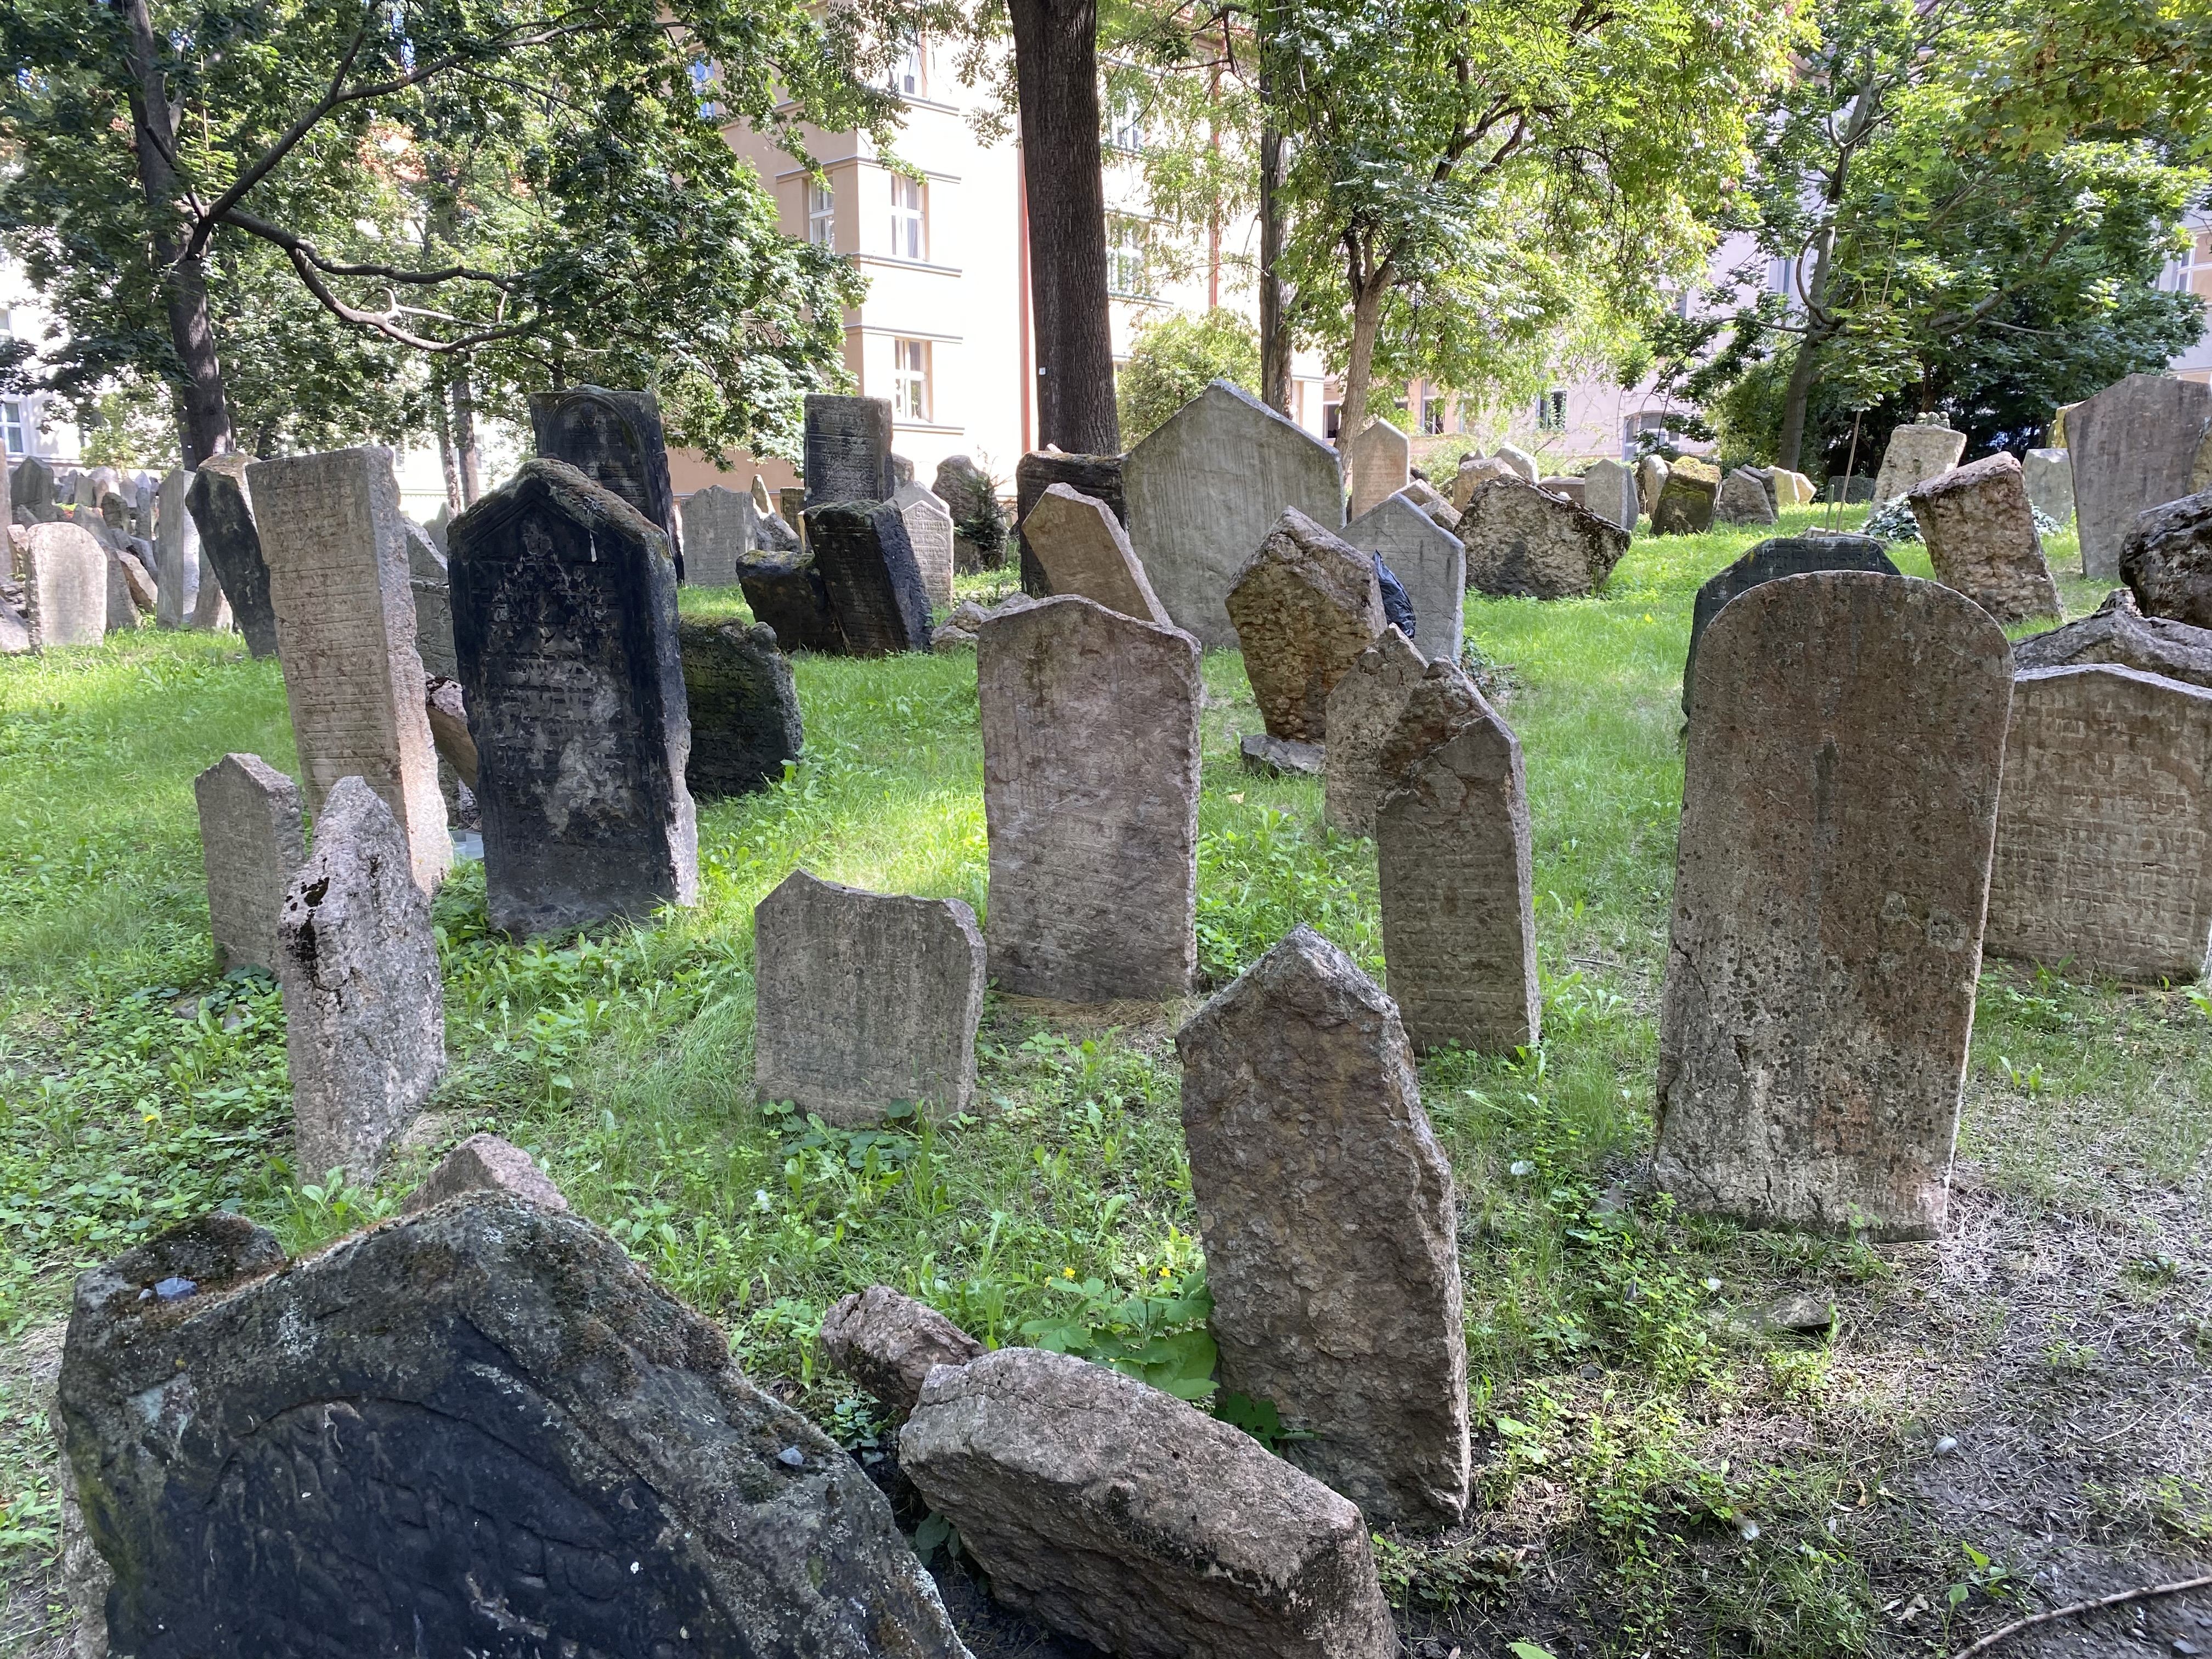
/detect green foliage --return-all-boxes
[1021,1266,1218,1400]
[1115,308,1261,444]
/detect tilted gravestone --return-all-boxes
[193,753,306,976]
[1124,380,1344,647]
[1226,509,1386,742]
[13,456,56,521]
[250,447,449,893]
[1657,572,2012,1239]
[2119,487,2212,628]
[1636,453,1671,518]
[153,467,200,629]
[1651,458,1718,534]
[2023,447,2074,526]
[893,482,955,610]
[1323,627,1428,836]
[184,454,278,656]
[1681,534,1899,716]
[2068,374,2212,578]
[680,484,755,589]
[980,596,1201,1001]
[1715,467,1778,526]
[1342,492,1465,663]
[1345,419,1411,520]
[1493,443,1537,482]
[528,385,684,572]
[450,459,697,938]
[1987,664,2212,981]
[934,453,1004,570]
[103,542,137,633]
[1015,449,1124,597]
[678,618,803,798]
[1870,420,1967,505]
[737,546,845,652]
[1906,451,2062,624]
[1452,455,1516,510]
[2013,586,2212,688]
[1376,669,1538,1053]
[752,869,986,1125]
[803,394,896,509]
[803,500,933,654]
[1022,482,1169,624]
[1582,456,1639,532]
[57,1201,969,1659]
[406,516,458,680]
[1460,474,1627,598]
[275,777,445,1186]
[1176,925,1470,1529]
[20,522,108,649]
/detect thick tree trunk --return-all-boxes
[1338,269,1386,441]
[1008,0,1120,454]
[1259,125,1292,413]
[119,0,232,467]
[1775,226,1839,471]
[453,368,481,503]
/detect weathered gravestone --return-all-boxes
[803,394,895,508]
[403,1130,569,1215]
[103,543,137,633]
[1651,458,1719,534]
[1637,453,1671,518]
[424,501,451,555]
[193,753,305,976]
[1401,476,1458,528]
[1871,419,1967,505]
[1906,451,2062,624]
[1582,456,1639,533]
[2119,487,2212,628]
[184,454,278,657]
[1345,419,1411,519]
[20,522,107,649]
[528,385,684,570]
[1681,534,1899,716]
[0,600,25,656]
[893,482,955,609]
[777,486,808,548]
[2069,374,2212,578]
[737,547,845,652]
[1716,466,1779,526]
[1015,449,1124,597]
[1827,473,1874,504]
[1460,474,1627,597]
[275,777,444,1185]
[1451,455,1516,510]
[14,456,56,521]
[1493,443,1538,483]
[2023,447,2075,526]
[980,596,1200,1001]
[680,484,754,588]
[450,459,697,938]
[1022,482,1169,623]
[1376,668,1538,1053]
[250,447,450,893]
[678,618,802,798]
[934,454,1003,570]
[1986,664,2212,981]
[406,517,457,680]
[902,1347,1396,1659]
[2014,586,2212,687]
[153,467,199,629]
[1124,380,1344,647]
[1539,475,1585,508]
[1226,508,1386,742]
[1176,925,1469,1527]
[803,500,933,654]
[57,1201,970,1659]
[819,1286,984,1419]
[1342,492,1465,663]
[1657,572,2012,1239]
[752,869,986,1125]
[1323,627,1429,836]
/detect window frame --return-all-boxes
[889,173,927,262]
[891,338,930,422]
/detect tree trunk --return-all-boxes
[453,367,481,503]
[118,0,232,467]
[437,425,464,513]
[1008,0,1120,454]
[1259,125,1292,413]
[1774,332,1825,473]
[1338,265,1386,442]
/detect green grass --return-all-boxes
[3,508,2203,1656]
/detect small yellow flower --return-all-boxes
[1063,1267,1076,1279]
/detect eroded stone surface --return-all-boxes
[185,454,276,656]
[1014,451,1123,597]
[1460,475,1627,598]
[1022,482,1169,624]
[681,484,754,588]
[1451,455,1515,510]
[1582,458,1638,532]
[1345,420,1410,519]
[1908,451,2062,624]
[1226,508,1386,742]
[1651,459,1718,535]
[1871,421,1967,504]
[1342,493,1464,662]
[803,394,895,507]
[528,385,683,565]
[21,522,106,649]
[1493,443,1537,482]
[194,753,305,976]
[679,619,802,798]
[1681,534,1899,715]
[737,547,845,653]
[1716,467,1778,526]
[1322,627,1428,836]
[2069,374,2212,578]
[407,517,456,680]
[818,1285,984,1418]
[2024,448,2075,526]
[2119,487,2212,628]
[2013,586,2212,688]
[894,484,956,610]
[404,1132,568,1214]
[803,500,933,656]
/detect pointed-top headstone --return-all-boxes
[528,386,684,571]
[1345,419,1412,520]
[1342,492,1464,662]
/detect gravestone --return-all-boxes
[1826,473,1874,503]
[15,456,57,521]
[1987,664,2212,980]
[1651,458,1718,534]
[1021,482,1169,624]
[275,777,445,1186]
[57,1202,969,1659]
[979,596,1201,1001]
[1636,453,1671,517]
[2119,487,2212,628]
[424,501,451,555]
[803,500,932,654]
[0,601,25,655]
[449,459,697,938]
[1451,455,1515,510]
[1715,466,1779,526]
[1226,508,1386,742]
[893,483,955,608]
[250,447,449,893]
[803,394,895,507]
[680,484,754,588]
[1376,674,1538,1053]
[2014,586,2212,688]
[404,1132,568,1214]
[1342,492,1465,662]
[736,547,844,652]
[1582,456,1638,532]
[185,456,277,656]
[1870,420,1967,505]
[1538,475,1585,509]
[20,522,107,649]
[2069,373,2212,578]
[2023,447,2075,526]
[1323,627,1431,836]
[1124,380,1344,647]
[1906,451,2062,623]
[1460,475,1627,598]
[1346,419,1411,519]
[528,385,683,569]
[1176,925,1469,1528]
[1681,534,1898,715]
[407,517,458,680]
[1402,476,1458,529]
[934,454,1003,569]
[819,1286,985,1419]
[1015,449,1124,597]
[104,546,137,633]
[1740,466,1781,515]
[1658,572,2012,1239]
[752,869,986,1125]
[189,555,231,633]
[193,753,306,975]
[678,618,803,797]
[1493,443,1537,483]
[425,677,477,791]
[777,487,808,549]
[153,467,199,628]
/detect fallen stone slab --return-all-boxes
[403,1132,568,1214]
[817,1285,984,1417]
[2012,586,2212,689]
[2119,487,2212,629]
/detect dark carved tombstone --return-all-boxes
[736,548,846,653]
[183,454,278,657]
[802,501,932,656]
[803,395,896,509]
[678,619,804,798]
[528,385,684,575]
[1681,534,1899,715]
[449,459,698,937]
[1016,450,1126,597]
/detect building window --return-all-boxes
[1421,397,1447,435]
[1624,409,1671,458]
[2169,227,2212,300]
[1108,218,1151,296]
[889,174,926,262]
[1536,390,1567,432]
[886,35,926,98]
[892,338,930,421]
[1,399,26,458]
[689,60,721,119]
[1767,256,1795,297]
[1108,92,1148,154]
[1324,402,1342,441]
[808,180,836,250]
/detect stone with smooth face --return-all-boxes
[1226,508,1385,742]
[1460,475,1627,599]
[1987,664,2212,980]
[153,467,199,628]
[1493,443,1537,482]
[680,484,753,588]
[752,869,985,1126]
[1907,451,2062,624]
[2014,586,2212,687]
[818,1285,985,1418]
[1322,627,1428,836]
[1341,492,1465,662]
[2023,447,2075,526]
[1451,455,1516,510]
[103,544,136,633]
[1637,453,1671,517]
[405,517,457,680]
[404,1132,569,1214]
[1716,467,1779,526]
[115,548,156,614]
[1125,381,1345,647]
[803,500,933,654]
[58,1201,968,1659]
[184,455,277,656]
[2119,487,2212,628]
[1581,457,1638,532]
[1376,680,1538,1053]
[736,547,844,652]
[2069,373,2212,578]
[1651,459,1718,535]
[1871,421,1967,505]
[1345,419,1410,519]
[21,522,107,649]
[450,459,697,938]
[678,619,802,798]
[275,777,444,1186]
[803,393,896,508]
[1015,450,1124,596]
[1401,477,1458,529]
[13,456,55,520]
[1176,926,1468,1527]
[1681,534,1898,716]
[1022,482,1170,624]
[980,596,1201,1002]
[249,447,450,893]
[1657,572,2012,1240]
[528,385,684,568]
[893,483,955,609]
[193,753,306,975]
[190,551,232,633]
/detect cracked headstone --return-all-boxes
[818,1286,984,1418]
[193,753,306,975]
[678,618,802,799]
[1906,451,2062,624]
[1227,507,1386,742]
